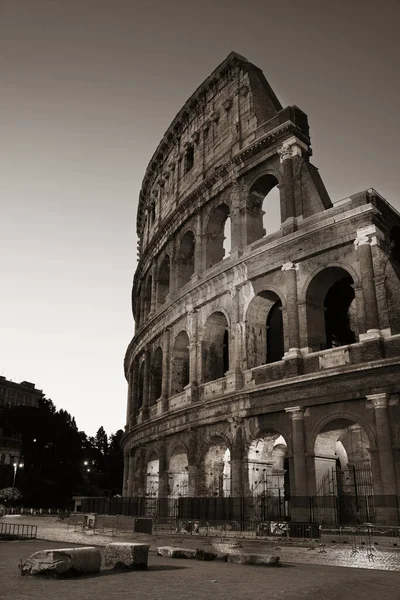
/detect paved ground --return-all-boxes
[2,515,399,572]
[1,540,400,600]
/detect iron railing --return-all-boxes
[0,522,37,539]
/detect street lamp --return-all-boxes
[13,461,24,488]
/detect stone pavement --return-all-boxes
[1,516,399,572]
[2,540,400,600]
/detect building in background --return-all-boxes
[0,377,44,466]
[122,52,400,525]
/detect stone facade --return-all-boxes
[122,53,400,523]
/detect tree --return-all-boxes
[0,487,22,504]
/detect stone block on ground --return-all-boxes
[195,548,217,561]
[227,553,280,566]
[20,547,101,577]
[104,542,149,570]
[212,542,243,555]
[157,546,196,559]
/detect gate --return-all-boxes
[315,462,375,525]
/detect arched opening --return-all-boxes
[137,362,145,411]
[247,434,288,519]
[246,291,284,368]
[146,452,159,498]
[150,347,162,405]
[144,275,152,320]
[168,448,189,497]
[205,203,230,268]
[171,331,190,395]
[203,312,229,382]
[247,174,280,244]
[177,231,195,288]
[306,267,357,351]
[314,418,374,525]
[157,255,170,305]
[222,216,232,258]
[204,443,231,497]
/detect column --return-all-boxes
[281,262,300,354]
[286,406,309,521]
[188,466,198,496]
[125,369,134,428]
[188,309,198,395]
[278,143,297,222]
[123,452,129,496]
[142,350,150,420]
[127,450,135,497]
[130,359,139,427]
[368,393,398,523]
[354,229,380,334]
[158,441,168,499]
[150,262,157,314]
[230,178,244,251]
[369,394,397,494]
[161,329,170,413]
[194,211,203,275]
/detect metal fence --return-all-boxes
[0,522,37,539]
[78,495,400,526]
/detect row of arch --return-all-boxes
[130,415,377,501]
[136,174,282,327]
[134,265,366,406]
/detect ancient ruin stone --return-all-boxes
[104,542,149,569]
[20,547,101,577]
[227,553,280,566]
[157,546,196,559]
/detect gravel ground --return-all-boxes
[1,516,400,572]
[1,540,400,600]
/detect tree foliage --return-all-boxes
[0,487,22,503]
[0,400,123,508]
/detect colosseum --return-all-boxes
[121,52,400,526]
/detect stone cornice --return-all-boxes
[121,355,400,448]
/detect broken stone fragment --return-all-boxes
[195,548,217,561]
[20,547,101,577]
[157,546,196,559]
[104,542,149,570]
[227,553,281,566]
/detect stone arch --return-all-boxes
[146,448,159,498]
[204,203,231,269]
[177,230,195,288]
[310,413,378,522]
[246,290,285,368]
[171,331,190,395]
[247,434,288,505]
[308,411,377,455]
[202,311,230,382]
[157,254,171,306]
[202,435,231,497]
[150,346,162,405]
[303,265,359,351]
[246,173,281,244]
[167,444,189,497]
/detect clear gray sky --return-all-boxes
[0,0,399,436]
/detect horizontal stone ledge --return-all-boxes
[104,542,150,570]
[20,546,102,577]
[157,546,197,559]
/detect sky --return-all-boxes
[0,0,399,437]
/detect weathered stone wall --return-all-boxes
[122,53,400,520]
